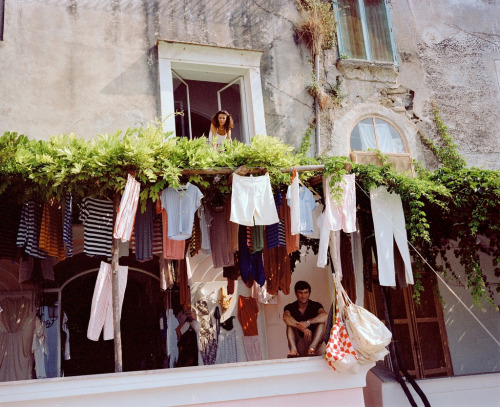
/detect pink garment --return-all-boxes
[242,336,262,361]
[317,174,356,268]
[161,208,186,260]
[114,174,141,242]
[87,262,128,341]
[324,174,356,233]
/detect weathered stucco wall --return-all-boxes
[0,1,161,138]
[0,0,314,145]
[325,0,500,169]
[389,0,500,169]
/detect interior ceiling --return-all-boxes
[171,63,242,83]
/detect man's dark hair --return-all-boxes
[294,280,311,293]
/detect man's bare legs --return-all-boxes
[286,322,326,357]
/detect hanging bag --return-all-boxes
[336,276,392,362]
[324,286,358,373]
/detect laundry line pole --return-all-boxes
[179,164,328,176]
[111,193,123,373]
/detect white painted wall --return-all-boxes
[436,249,500,375]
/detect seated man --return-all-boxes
[283,280,328,357]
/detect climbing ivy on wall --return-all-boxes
[0,113,499,307]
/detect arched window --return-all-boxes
[350,117,407,153]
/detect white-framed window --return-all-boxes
[350,116,407,153]
[334,0,397,63]
[157,41,267,144]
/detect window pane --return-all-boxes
[338,0,367,59]
[173,76,189,139]
[218,82,243,142]
[374,119,405,152]
[352,119,376,150]
[364,0,394,62]
[417,322,446,370]
[394,324,416,371]
[351,118,406,153]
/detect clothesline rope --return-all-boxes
[354,180,500,348]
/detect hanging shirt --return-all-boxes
[131,199,154,261]
[161,208,186,260]
[215,329,240,364]
[298,187,317,236]
[286,172,300,235]
[39,200,66,261]
[62,193,73,257]
[238,225,265,287]
[161,183,203,240]
[282,198,299,254]
[198,204,212,254]
[32,317,48,379]
[317,174,357,268]
[16,201,48,259]
[209,202,235,269]
[237,296,259,336]
[79,197,114,257]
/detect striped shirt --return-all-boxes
[79,197,114,257]
[63,193,73,257]
[266,192,282,250]
[16,201,48,259]
[131,199,154,262]
[39,200,66,261]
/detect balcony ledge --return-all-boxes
[0,357,374,407]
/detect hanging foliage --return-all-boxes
[0,117,499,307]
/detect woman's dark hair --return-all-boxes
[211,110,234,132]
[294,280,311,293]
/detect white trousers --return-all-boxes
[87,262,128,341]
[114,174,141,242]
[370,186,413,287]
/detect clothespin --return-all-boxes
[291,168,298,182]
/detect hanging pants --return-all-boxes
[370,186,414,287]
[87,262,128,341]
[317,174,356,268]
[114,174,141,242]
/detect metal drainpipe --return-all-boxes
[315,53,320,157]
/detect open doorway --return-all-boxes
[61,267,164,376]
[172,76,244,142]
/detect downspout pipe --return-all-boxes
[315,53,320,157]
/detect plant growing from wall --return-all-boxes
[295,0,337,155]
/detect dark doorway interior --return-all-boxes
[62,270,163,376]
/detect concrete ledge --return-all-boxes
[0,358,374,407]
[364,367,500,407]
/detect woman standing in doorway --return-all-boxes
[209,110,233,149]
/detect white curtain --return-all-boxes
[358,123,377,150]
[375,123,397,152]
